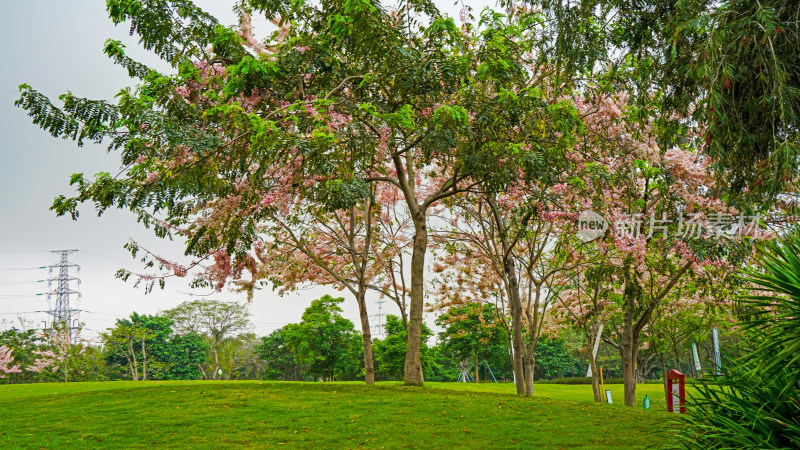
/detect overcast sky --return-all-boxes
[0,0,495,343]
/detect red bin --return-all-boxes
[666,369,686,414]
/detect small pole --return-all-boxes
[599,366,606,402]
[586,324,604,377]
[691,343,702,374]
[712,328,721,375]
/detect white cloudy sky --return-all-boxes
[0,0,496,343]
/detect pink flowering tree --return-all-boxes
[644,281,737,384]
[430,68,597,395]
[434,177,585,397]
[562,87,770,406]
[253,182,413,385]
[0,345,22,380]
[549,257,618,402]
[16,2,583,387]
[369,192,415,327]
[27,326,95,383]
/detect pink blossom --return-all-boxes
[0,345,21,378]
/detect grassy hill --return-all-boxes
[0,381,679,448]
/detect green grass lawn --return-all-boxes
[425,382,674,410]
[0,381,680,449]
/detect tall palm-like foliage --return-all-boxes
[678,230,800,448]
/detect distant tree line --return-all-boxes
[1,297,591,384]
[255,296,585,383]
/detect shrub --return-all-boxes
[677,230,800,448]
[535,377,661,385]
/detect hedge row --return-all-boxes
[535,377,663,385]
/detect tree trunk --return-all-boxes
[621,342,637,406]
[403,215,427,386]
[356,285,375,385]
[508,334,516,384]
[637,352,656,382]
[129,340,139,382]
[398,307,409,331]
[125,354,136,382]
[589,352,602,402]
[212,344,220,380]
[636,355,644,383]
[523,283,545,397]
[524,351,535,397]
[141,336,147,381]
[621,290,638,407]
[475,351,480,383]
[505,255,526,396]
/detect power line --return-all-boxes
[0,294,48,300]
[77,249,137,264]
[0,280,46,285]
[0,250,51,254]
[81,310,123,318]
[0,310,50,315]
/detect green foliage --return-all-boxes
[104,39,159,80]
[103,313,208,380]
[13,0,582,300]
[0,328,38,384]
[281,295,363,381]
[372,315,434,381]
[533,337,580,380]
[106,0,221,66]
[423,345,461,382]
[256,329,308,381]
[14,85,119,147]
[740,234,800,375]
[210,25,249,63]
[160,332,208,380]
[677,230,800,448]
[223,56,280,97]
[313,178,371,211]
[29,326,104,383]
[534,0,800,202]
[436,303,511,381]
[66,344,107,383]
[0,327,108,384]
[695,0,800,200]
[215,333,264,380]
[534,377,661,385]
[163,300,251,345]
[163,300,251,379]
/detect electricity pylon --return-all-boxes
[47,249,81,339]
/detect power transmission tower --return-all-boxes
[46,249,81,339]
[371,297,387,337]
